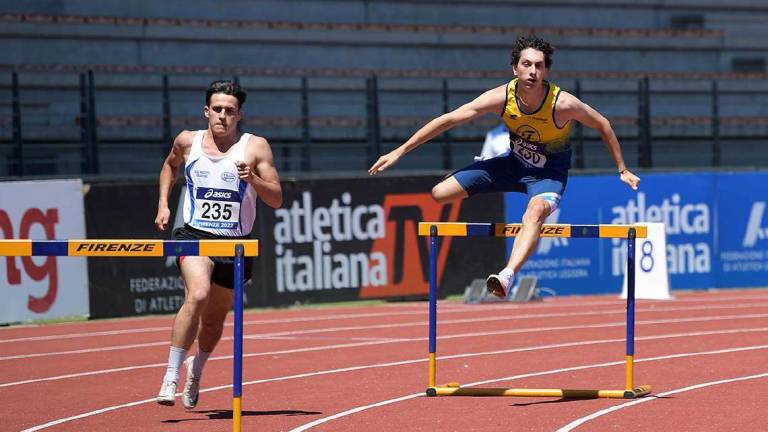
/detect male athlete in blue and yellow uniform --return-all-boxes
[369,35,640,298]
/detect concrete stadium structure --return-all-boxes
[1,0,767,176]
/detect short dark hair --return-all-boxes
[205,80,247,108]
[510,35,555,69]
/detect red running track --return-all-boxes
[2,289,768,431]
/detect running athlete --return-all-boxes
[154,80,282,408]
[368,35,640,298]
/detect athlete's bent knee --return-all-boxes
[185,288,210,308]
[432,180,466,203]
[431,184,450,203]
[523,201,549,224]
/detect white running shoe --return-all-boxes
[182,356,200,409]
[486,271,515,299]
[156,380,177,406]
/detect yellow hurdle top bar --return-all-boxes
[418,223,647,239]
[0,239,259,257]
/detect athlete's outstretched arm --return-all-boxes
[557,92,640,190]
[155,131,193,231]
[368,84,507,175]
[238,136,283,209]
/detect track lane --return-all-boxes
[3,289,767,431]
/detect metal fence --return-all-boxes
[2,71,767,179]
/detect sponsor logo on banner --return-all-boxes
[0,208,59,313]
[610,192,711,276]
[70,241,161,256]
[0,180,88,324]
[272,191,461,297]
[721,200,767,275]
[743,202,767,248]
[501,224,567,237]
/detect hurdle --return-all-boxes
[0,239,258,432]
[418,222,652,399]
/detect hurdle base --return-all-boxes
[427,383,652,399]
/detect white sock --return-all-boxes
[192,349,211,377]
[163,346,187,383]
[499,267,515,281]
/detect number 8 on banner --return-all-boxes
[640,240,654,273]
[621,223,671,300]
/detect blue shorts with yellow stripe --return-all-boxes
[451,153,567,200]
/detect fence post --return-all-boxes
[573,79,584,169]
[441,79,453,170]
[162,74,172,155]
[637,77,652,168]
[87,70,99,174]
[711,80,721,167]
[79,73,89,174]
[11,71,23,176]
[300,76,311,171]
[366,75,381,167]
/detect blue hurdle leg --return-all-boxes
[233,244,244,432]
[427,225,438,395]
[625,228,636,392]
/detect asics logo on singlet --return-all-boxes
[510,135,542,152]
[204,189,232,199]
[196,187,240,202]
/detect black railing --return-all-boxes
[2,71,767,178]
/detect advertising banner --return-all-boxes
[0,179,89,324]
[714,172,768,287]
[85,182,187,318]
[506,171,765,295]
[254,175,504,306]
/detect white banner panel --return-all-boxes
[0,179,89,324]
[622,222,672,300]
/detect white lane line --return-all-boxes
[5,294,768,343]
[4,324,767,388]
[0,339,410,388]
[556,372,768,432]
[5,309,768,361]
[5,299,767,344]
[0,326,170,344]
[15,335,768,431]
[288,344,768,432]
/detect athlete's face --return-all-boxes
[204,93,242,136]
[514,48,549,90]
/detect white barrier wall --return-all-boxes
[0,179,89,324]
[622,223,672,300]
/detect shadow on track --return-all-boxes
[162,409,322,423]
